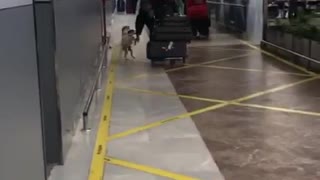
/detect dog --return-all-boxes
[121,26,136,60]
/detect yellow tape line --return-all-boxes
[233,75,319,103]
[236,103,320,117]
[107,103,229,141]
[116,86,225,103]
[186,64,312,77]
[240,40,317,76]
[105,157,200,180]
[166,53,253,72]
[190,45,254,52]
[118,86,320,117]
[109,75,319,141]
[125,53,253,81]
[88,46,120,180]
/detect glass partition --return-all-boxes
[208,0,248,33]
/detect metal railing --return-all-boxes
[81,0,109,131]
[81,45,108,131]
[263,28,320,70]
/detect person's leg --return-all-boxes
[124,49,128,60]
[145,17,155,36]
[203,17,210,37]
[128,46,135,59]
[190,19,198,37]
[196,19,204,37]
[198,18,209,37]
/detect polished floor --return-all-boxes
[49,15,320,180]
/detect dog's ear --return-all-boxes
[122,26,129,31]
[128,29,136,34]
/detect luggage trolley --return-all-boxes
[147,15,193,66]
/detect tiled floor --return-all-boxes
[49,15,320,180]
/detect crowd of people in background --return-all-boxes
[268,0,320,19]
[135,0,210,40]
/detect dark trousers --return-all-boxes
[135,12,154,37]
[190,18,210,36]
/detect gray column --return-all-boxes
[0,2,46,180]
[246,0,263,45]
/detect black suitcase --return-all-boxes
[160,15,190,26]
[147,41,187,60]
[162,15,189,23]
[151,26,193,41]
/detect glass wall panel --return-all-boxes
[208,0,248,33]
[263,0,320,66]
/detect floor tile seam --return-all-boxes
[240,40,317,76]
[115,86,320,117]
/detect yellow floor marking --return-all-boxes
[233,76,320,103]
[236,103,320,117]
[240,40,317,76]
[190,46,254,52]
[118,86,320,117]
[124,53,253,81]
[185,64,313,77]
[88,46,120,180]
[116,86,225,103]
[107,103,229,141]
[165,53,253,73]
[109,75,320,140]
[105,157,200,180]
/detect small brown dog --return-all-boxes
[121,26,136,60]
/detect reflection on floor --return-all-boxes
[50,15,320,180]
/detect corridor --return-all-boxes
[49,15,320,180]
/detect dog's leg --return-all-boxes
[129,50,135,59]
[128,46,135,59]
[124,49,129,61]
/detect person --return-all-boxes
[289,0,298,19]
[175,0,185,15]
[135,0,179,41]
[157,0,179,19]
[186,0,210,38]
[135,0,155,42]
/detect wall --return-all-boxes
[0,4,46,180]
[0,0,105,178]
[34,1,63,168]
[53,0,103,158]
